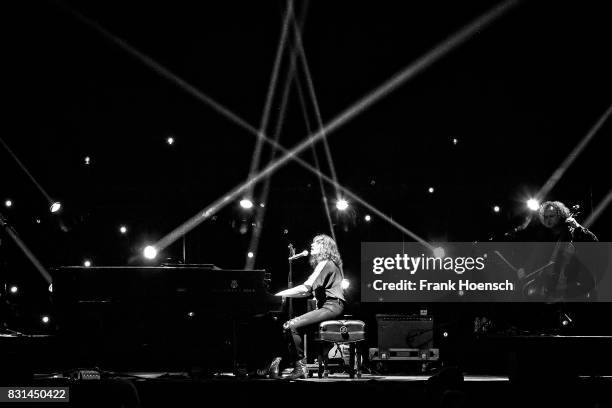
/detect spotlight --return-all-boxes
[259,203,265,208]
[443,331,449,338]
[493,205,500,213]
[35,218,41,224]
[364,214,371,222]
[341,279,350,290]
[144,245,158,260]
[247,251,254,258]
[336,199,349,211]
[428,187,435,194]
[83,260,92,267]
[433,247,445,258]
[84,156,91,165]
[166,137,175,145]
[50,202,62,213]
[452,138,458,145]
[41,316,50,324]
[527,199,540,211]
[240,199,253,209]
[10,286,18,294]
[119,225,128,234]
[187,312,195,318]
[48,284,53,293]
[4,199,12,208]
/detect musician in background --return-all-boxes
[536,201,598,301]
[479,201,599,334]
[538,201,597,243]
[263,234,345,380]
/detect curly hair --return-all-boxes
[310,234,343,268]
[538,201,571,221]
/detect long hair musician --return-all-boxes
[261,234,346,380]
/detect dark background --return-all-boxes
[1,1,611,333]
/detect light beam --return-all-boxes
[537,104,612,200]
[153,0,518,253]
[584,188,612,229]
[246,0,295,199]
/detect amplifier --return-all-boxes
[376,314,434,351]
[369,347,439,361]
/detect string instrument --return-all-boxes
[494,205,593,300]
[492,250,554,299]
[527,206,592,300]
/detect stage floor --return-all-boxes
[17,370,611,408]
[117,371,511,382]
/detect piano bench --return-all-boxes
[314,319,365,379]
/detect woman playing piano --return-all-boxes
[262,234,346,379]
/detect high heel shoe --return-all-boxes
[268,356,282,379]
[256,357,282,378]
[284,358,307,380]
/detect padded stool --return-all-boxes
[315,319,365,378]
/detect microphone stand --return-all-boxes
[287,244,295,319]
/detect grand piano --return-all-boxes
[52,265,282,314]
[51,265,284,371]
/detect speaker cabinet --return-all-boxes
[376,314,434,350]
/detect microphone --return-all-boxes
[288,250,309,261]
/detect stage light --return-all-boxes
[41,316,50,324]
[527,199,540,211]
[428,187,435,194]
[35,218,41,224]
[364,215,371,222]
[336,199,349,211]
[493,205,500,213]
[48,284,53,293]
[187,312,195,317]
[84,156,90,165]
[9,286,18,294]
[119,225,128,234]
[341,279,350,290]
[144,245,158,260]
[443,331,449,338]
[259,203,265,208]
[433,247,445,258]
[166,137,175,145]
[50,202,62,213]
[239,223,248,235]
[4,199,12,208]
[452,138,458,145]
[247,251,254,258]
[83,260,92,267]
[240,199,253,209]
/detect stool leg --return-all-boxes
[318,344,324,379]
[323,343,329,378]
[349,343,356,379]
[356,345,362,379]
